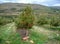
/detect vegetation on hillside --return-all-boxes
[0,3,60,44]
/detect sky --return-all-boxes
[0,0,60,6]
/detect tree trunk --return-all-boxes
[17,28,29,39]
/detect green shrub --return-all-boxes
[15,6,35,29]
[36,15,48,25]
[50,15,60,27]
[0,17,14,25]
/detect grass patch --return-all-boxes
[1,23,60,44]
[29,30,48,44]
[0,23,48,44]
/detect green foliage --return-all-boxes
[15,6,35,29]
[0,10,5,13]
[0,23,47,44]
[36,15,48,25]
[50,26,60,30]
[29,30,48,44]
[54,35,60,41]
[36,14,60,27]
[50,15,60,26]
[0,17,13,25]
[10,8,16,11]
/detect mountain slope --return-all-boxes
[50,6,60,9]
[0,3,59,15]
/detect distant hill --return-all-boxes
[50,6,60,9]
[0,3,60,15]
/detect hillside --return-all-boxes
[0,3,60,15]
[0,3,60,44]
[50,6,60,9]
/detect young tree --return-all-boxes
[16,6,35,40]
[16,6,34,29]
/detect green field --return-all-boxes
[0,23,60,44]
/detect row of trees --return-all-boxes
[36,14,60,27]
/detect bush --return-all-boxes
[0,17,14,25]
[50,15,60,27]
[10,8,16,11]
[36,15,48,25]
